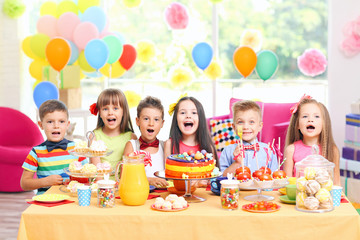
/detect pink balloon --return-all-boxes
[37,15,58,38]
[73,22,99,50]
[57,12,81,42]
[164,2,189,30]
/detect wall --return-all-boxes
[328,0,360,150]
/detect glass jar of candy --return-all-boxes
[295,145,335,213]
[220,179,240,210]
[97,179,116,208]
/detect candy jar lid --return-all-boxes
[294,145,335,169]
[97,174,115,188]
[220,173,239,188]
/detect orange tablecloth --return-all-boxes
[18,186,360,240]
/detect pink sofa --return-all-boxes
[0,107,43,192]
[207,98,295,155]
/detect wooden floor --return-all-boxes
[0,191,35,240]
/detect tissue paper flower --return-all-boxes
[136,40,155,63]
[124,91,141,109]
[123,0,142,8]
[240,29,263,53]
[169,66,193,88]
[297,49,327,77]
[3,0,26,19]
[204,60,223,80]
[164,2,189,30]
[340,16,360,57]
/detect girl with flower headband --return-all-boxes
[89,88,136,179]
[283,95,340,185]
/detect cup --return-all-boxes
[77,185,91,206]
[210,176,227,196]
[286,184,296,200]
[331,186,343,207]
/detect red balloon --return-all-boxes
[119,44,137,70]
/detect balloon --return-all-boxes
[192,42,213,70]
[164,2,189,30]
[84,39,109,70]
[103,35,123,64]
[57,12,81,42]
[56,0,78,17]
[100,62,126,78]
[136,40,155,63]
[33,81,59,109]
[40,1,57,17]
[78,51,95,72]
[78,0,100,13]
[81,6,107,32]
[45,38,71,72]
[22,36,39,59]
[233,46,257,78]
[37,15,58,38]
[119,44,137,70]
[29,59,48,81]
[30,33,50,59]
[255,50,279,81]
[67,40,79,65]
[73,22,99,50]
[123,0,142,8]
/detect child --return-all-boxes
[219,100,278,176]
[20,100,87,194]
[283,96,340,185]
[123,96,168,188]
[89,88,137,178]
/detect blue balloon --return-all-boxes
[67,40,79,65]
[84,39,109,70]
[192,42,213,70]
[33,81,59,109]
[81,6,107,32]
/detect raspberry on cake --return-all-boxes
[165,150,216,178]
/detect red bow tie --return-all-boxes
[139,137,159,150]
[243,143,260,151]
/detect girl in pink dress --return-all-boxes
[283,95,340,185]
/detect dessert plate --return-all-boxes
[32,194,70,203]
[242,202,281,213]
[151,204,189,212]
[279,195,296,204]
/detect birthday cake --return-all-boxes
[165,150,216,178]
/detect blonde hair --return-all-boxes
[232,100,262,121]
[285,98,337,163]
[95,88,134,133]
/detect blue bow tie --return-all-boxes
[46,139,69,152]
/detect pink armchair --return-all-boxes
[207,98,295,155]
[0,107,43,192]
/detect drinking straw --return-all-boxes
[237,127,244,173]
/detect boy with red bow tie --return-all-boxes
[220,100,278,176]
[21,100,87,195]
[123,96,168,188]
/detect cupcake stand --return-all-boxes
[239,179,289,201]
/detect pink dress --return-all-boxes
[178,140,200,153]
[292,140,321,176]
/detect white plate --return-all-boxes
[32,194,70,203]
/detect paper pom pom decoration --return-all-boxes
[169,66,193,88]
[297,49,327,77]
[164,2,189,30]
[136,40,155,63]
[340,16,360,57]
[124,90,141,109]
[209,0,224,3]
[2,0,26,19]
[240,29,263,53]
[123,0,142,8]
[204,60,222,80]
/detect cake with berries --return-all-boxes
[165,150,216,178]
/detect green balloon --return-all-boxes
[103,35,124,64]
[255,50,279,81]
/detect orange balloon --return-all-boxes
[233,46,257,78]
[45,38,71,72]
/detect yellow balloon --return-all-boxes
[22,36,39,60]
[100,62,126,78]
[57,0,78,18]
[78,51,95,72]
[136,40,155,63]
[29,59,48,81]
[78,0,100,13]
[40,1,57,17]
[33,80,43,90]
[123,0,142,8]
[30,33,50,60]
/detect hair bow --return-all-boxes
[89,103,98,116]
[290,94,312,114]
[168,93,188,116]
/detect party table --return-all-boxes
[17,186,360,240]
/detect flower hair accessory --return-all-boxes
[168,93,188,116]
[89,103,98,116]
[290,94,312,114]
